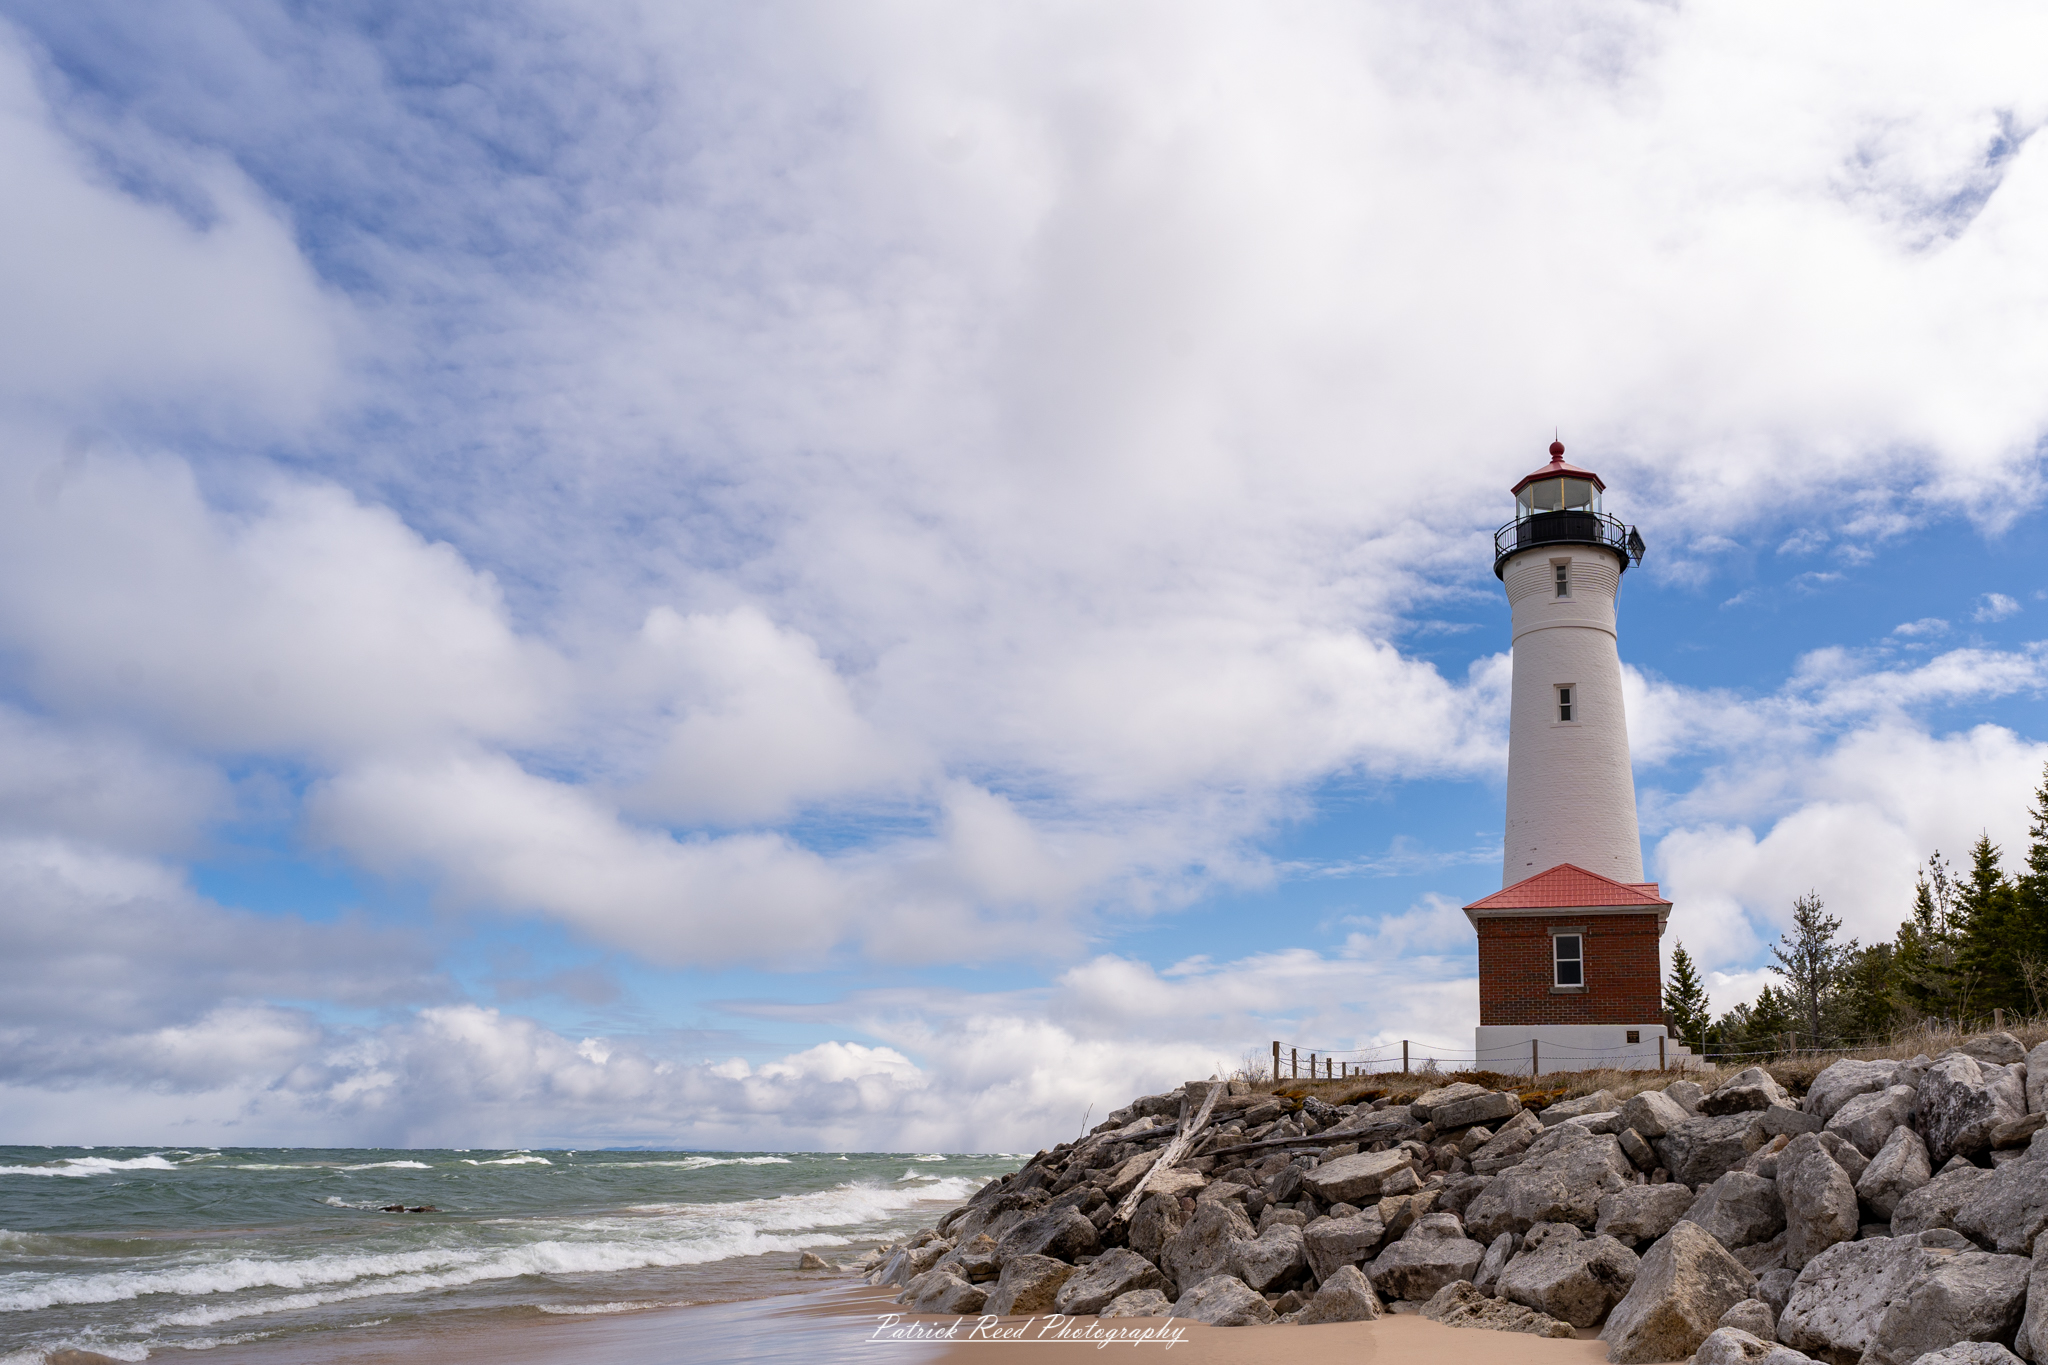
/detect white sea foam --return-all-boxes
[0,1155,177,1178]
[534,1300,679,1315]
[907,1154,948,1162]
[340,1161,432,1171]
[601,1156,791,1170]
[460,1156,552,1166]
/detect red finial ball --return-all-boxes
[1548,440,1565,459]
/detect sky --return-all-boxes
[1,1,2046,1152]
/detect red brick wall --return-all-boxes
[1476,913,1663,1025]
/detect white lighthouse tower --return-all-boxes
[1463,442,1688,1074]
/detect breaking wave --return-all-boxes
[0,1155,177,1179]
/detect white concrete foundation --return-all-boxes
[1475,1024,1700,1075]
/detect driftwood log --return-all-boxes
[1112,1080,1224,1223]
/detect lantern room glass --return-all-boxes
[1516,477,1601,520]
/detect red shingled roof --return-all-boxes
[1465,863,1670,912]
[1510,442,1607,496]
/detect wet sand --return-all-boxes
[178,1283,1628,1365]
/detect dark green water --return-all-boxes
[0,1146,1016,1362]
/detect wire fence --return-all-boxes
[1260,1010,2040,1082]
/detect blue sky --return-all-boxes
[1,1,2045,1150]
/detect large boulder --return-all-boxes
[1127,1191,1185,1264]
[994,1205,1100,1267]
[1684,1171,1788,1250]
[1599,1219,1758,1364]
[1473,1231,1513,1294]
[1692,1326,1814,1365]
[1412,1082,1490,1121]
[1172,1274,1276,1326]
[2015,1230,2048,1364]
[1367,1217,1488,1302]
[1159,1199,1256,1294]
[1779,1231,2028,1365]
[1701,1067,1795,1117]
[1860,1125,1936,1221]
[1301,1148,1416,1204]
[1434,1089,1523,1131]
[1420,1280,1574,1337]
[1099,1287,1172,1317]
[1658,1113,1769,1189]
[1620,1087,1692,1139]
[1303,1209,1387,1284]
[1295,1262,1383,1323]
[1717,1297,1778,1338]
[1463,1129,1634,1240]
[2026,1040,2048,1116]
[1229,1223,1307,1292]
[1597,1183,1696,1246]
[1494,1232,1638,1328]
[1919,1054,2027,1168]
[1541,1090,1617,1125]
[984,1254,1078,1315]
[1914,1345,2027,1365]
[1830,1084,1920,1158]
[1961,1034,2027,1067]
[1953,1151,2048,1255]
[1807,1058,1907,1123]
[1895,1163,2000,1237]
[1469,1124,1541,1176]
[1051,1248,1169,1315]
[1778,1132,1861,1270]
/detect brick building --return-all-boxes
[1466,444,1696,1074]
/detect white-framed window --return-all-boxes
[1557,686,1574,722]
[1553,561,1571,597]
[1553,933,1583,987]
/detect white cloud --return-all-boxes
[1977,592,2023,622]
[1892,618,1949,637]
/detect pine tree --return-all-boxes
[1770,891,1848,1048]
[1664,943,1712,1051]
[1828,941,1897,1043]
[1894,852,1961,1020]
[1954,835,2020,1016]
[2016,765,2048,1012]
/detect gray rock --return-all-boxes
[1829,1084,1920,1158]
[1702,1067,1795,1116]
[1818,1130,1872,1184]
[908,1270,989,1314]
[1495,1232,1638,1327]
[1172,1273,1276,1326]
[1412,1082,1492,1120]
[1127,1191,1185,1264]
[1895,1163,2000,1237]
[1761,1105,1826,1139]
[1871,1130,1938,1211]
[797,1250,837,1270]
[1955,1153,2048,1256]
[1195,1179,1251,1206]
[1463,1129,1634,1240]
[1808,1058,1907,1123]
[1468,1125,1539,1175]
[1052,1248,1170,1315]
[1434,1090,1523,1132]
[1619,1127,1658,1171]
[1779,1232,2029,1365]
[1685,1171,1789,1250]
[1659,1113,1770,1188]
[1597,1183,1696,1245]
[1563,1111,1625,1135]
[949,1233,1002,1282]
[2027,1040,2048,1116]
[1961,1034,2027,1067]
[1756,1266,1799,1318]
[984,1254,1078,1315]
[1302,1148,1415,1204]
[1717,1296,1778,1338]
[1778,1132,1861,1270]
[1692,1326,1814,1365]
[1473,1231,1514,1294]
[1910,1344,2026,1365]
[1436,1174,1490,1218]
[1302,1208,1387,1285]
[1229,1223,1307,1292]
[1621,1088,1692,1139]
[2016,1230,2048,1364]
[1159,1199,1256,1295]
[1368,1228,1488,1302]
[994,1206,1100,1267]
[1420,1279,1574,1336]
[1098,1287,1173,1318]
[1993,1115,2047,1150]
[1599,1219,1758,1364]
[1669,1079,1707,1113]
[1919,1053,2028,1168]
[1522,1220,1583,1254]
[1295,1262,1383,1323]
[1540,1090,1617,1124]
[1374,1190,1438,1241]
[1735,1230,1789,1274]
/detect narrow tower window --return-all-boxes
[1553,562,1570,597]
[1557,686,1574,721]
[1553,934,1583,987]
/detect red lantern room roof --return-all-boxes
[1462,863,1670,929]
[1510,440,1606,496]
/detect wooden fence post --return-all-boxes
[1291,1047,1298,1079]
[1402,1040,1409,1074]
[1659,1035,1666,1070]
[1996,1008,2005,1031]
[1272,1040,1280,1082]
[1531,1039,1539,1077]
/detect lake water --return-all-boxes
[0,1145,1017,1363]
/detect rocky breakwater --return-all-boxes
[857,1035,2048,1365]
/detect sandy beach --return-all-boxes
[170,1281,1625,1365]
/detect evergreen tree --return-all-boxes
[1953,835,2022,1017]
[1770,891,1848,1048]
[2016,765,2048,1012]
[1828,940,1897,1043]
[1664,943,1712,1051]
[1894,851,1962,1020]
[1710,984,1798,1059]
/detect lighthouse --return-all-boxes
[1463,443,1690,1074]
